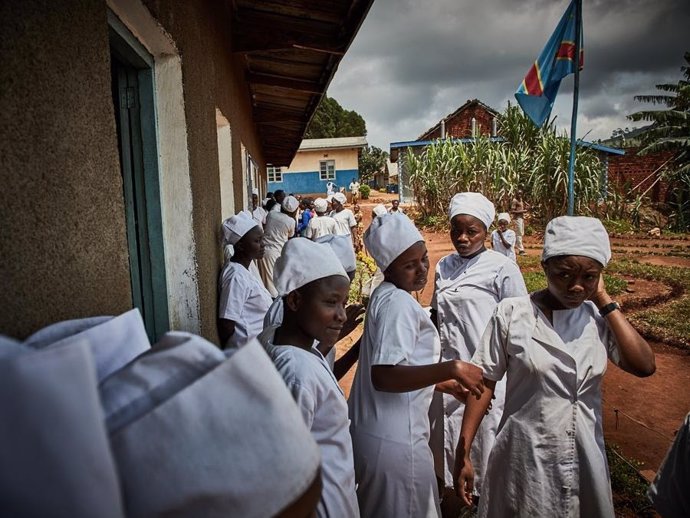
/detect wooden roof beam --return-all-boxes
[248,72,323,94]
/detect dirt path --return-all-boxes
[340,195,690,476]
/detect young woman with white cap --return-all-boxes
[329,192,357,238]
[258,196,299,297]
[429,193,527,510]
[306,198,338,240]
[259,237,360,518]
[456,216,655,518]
[348,213,485,518]
[490,212,517,262]
[218,211,273,349]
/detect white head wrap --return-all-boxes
[333,192,347,205]
[22,309,150,382]
[542,216,611,267]
[100,335,320,518]
[497,212,511,224]
[364,213,424,271]
[252,187,259,195]
[282,195,299,213]
[316,234,357,273]
[273,238,349,296]
[313,198,328,213]
[448,192,496,229]
[372,204,387,217]
[222,211,258,246]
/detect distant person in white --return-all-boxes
[349,179,361,203]
[305,198,338,240]
[329,192,356,235]
[388,199,404,214]
[326,181,336,196]
[218,211,273,348]
[491,212,517,262]
[258,196,298,297]
[251,188,267,229]
[259,237,360,518]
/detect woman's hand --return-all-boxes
[588,274,611,307]
[435,380,469,402]
[454,455,475,507]
[451,361,484,399]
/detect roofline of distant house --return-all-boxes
[388,137,624,162]
[297,136,368,152]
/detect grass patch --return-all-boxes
[606,444,656,517]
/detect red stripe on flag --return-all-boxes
[556,42,576,61]
[523,63,543,96]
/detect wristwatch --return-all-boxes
[599,301,620,317]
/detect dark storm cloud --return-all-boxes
[328,0,690,149]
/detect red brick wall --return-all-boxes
[608,147,674,202]
[424,104,497,139]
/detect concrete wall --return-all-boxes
[268,147,360,194]
[0,0,132,339]
[0,0,265,343]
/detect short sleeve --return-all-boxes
[430,266,441,311]
[347,211,356,228]
[286,219,295,238]
[370,295,420,366]
[599,315,622,366]
[496,261,528,298]
[304,221,314,239]
[219,269,250,321]
[504,230,516,246]
[471,307,509,382]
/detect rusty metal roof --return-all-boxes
[231,0,374,166]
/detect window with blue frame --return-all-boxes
[319,160,335,180]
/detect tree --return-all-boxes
[358,145,388,182]
[628,51,690,230]
[305,96,366,138]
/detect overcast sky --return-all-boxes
[327,0,690,150]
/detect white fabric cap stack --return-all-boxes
[497,212,511,224]
[282,195,299,213]
[542,216,611,267]
[316,234,357,273]
[333,192,347,205]
[364,213,423,271]
[448,192,496,229]
[273,238,349,296]
[372,204,387,217]
[222,211,258,246]
[314,198,328,212]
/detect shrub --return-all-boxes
[359,184,371,199]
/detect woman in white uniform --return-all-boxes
[348,213,485,518]
[258,196,298,297]
[218,211,273,348]
[429,193,527,507]
[259,237,360,518]
[305,198,338,240]
[490,212,517,262]
[456,216,656,518]
[329,192,357,237]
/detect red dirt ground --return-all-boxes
[337,194,690,479]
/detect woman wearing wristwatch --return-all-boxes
[455,216,656,518]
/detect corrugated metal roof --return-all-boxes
[298,136,368,150]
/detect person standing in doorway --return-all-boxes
[510,189,529,255]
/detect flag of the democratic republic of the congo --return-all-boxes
[515,0,584,127]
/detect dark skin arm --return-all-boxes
[218,318,236,347]
[333,337,361,381]
[371,360,484,398]
[496,229,513,249]
[589,276,655,376]
[454,378,497,506]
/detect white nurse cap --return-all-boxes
[542,216,611,267]
[364,213,423,271]
[222,210,258,246]
[282,195,299,212]
[316,233,357,273]
[273,237,349,296]
[448,192,496,229]
[313,198,328,212]
[333,192,347,205]
[497,212,511,223]
[372,204,387,217]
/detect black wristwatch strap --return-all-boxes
[599,301,620,317]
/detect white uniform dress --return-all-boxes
[260,327,360,518]
[348,282,441,518]
[258,211,295,297]
[330,208,356,236]
[218,261,273,348]
[252,206,267,229]
[305,214,338,240]
[429,250,527,493]
[472,296,621,518]
[491,229,517,262]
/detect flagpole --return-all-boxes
[567,0,582,216]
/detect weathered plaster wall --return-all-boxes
[0,0,133,338]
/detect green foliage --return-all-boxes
[349,253,377,304]
[359,145,389,182]
[359,184,371,199]
[305,96,366,139]
[606,445,655,516]
[404,105,604,223]
[628,51,690,230]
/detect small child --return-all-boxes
[348,213,484,518]
[259,237,360,518]
[490,212,517,262]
